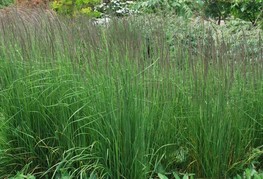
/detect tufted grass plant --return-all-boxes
[0,10,263,178]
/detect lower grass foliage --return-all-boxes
[0,9,263,178]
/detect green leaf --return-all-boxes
[254,173,261,179]
[171,2,180,7]
[182,175,188,179]
[173,172,181,179]
[234,174,242,179]
[245,168,252,178]
[158,173,168,179]
[89,172,97,179]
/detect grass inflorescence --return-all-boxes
[0,9,262,178]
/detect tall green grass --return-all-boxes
[0,9,262,178]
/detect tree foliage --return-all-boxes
[135,0,262,27]
[202,0,262,26]
[203,0,232,24]
[134,0,198,17]
[231,0,263,26]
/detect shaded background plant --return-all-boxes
[51,0,101,17]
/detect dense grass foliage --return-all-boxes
[0,9,263,178]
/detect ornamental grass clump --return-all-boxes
[0,11,262,178]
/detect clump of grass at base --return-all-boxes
[0,10,262,178]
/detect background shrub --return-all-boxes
[0,0,13,8]
[51,0,101,17]
[96,0,137,17]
